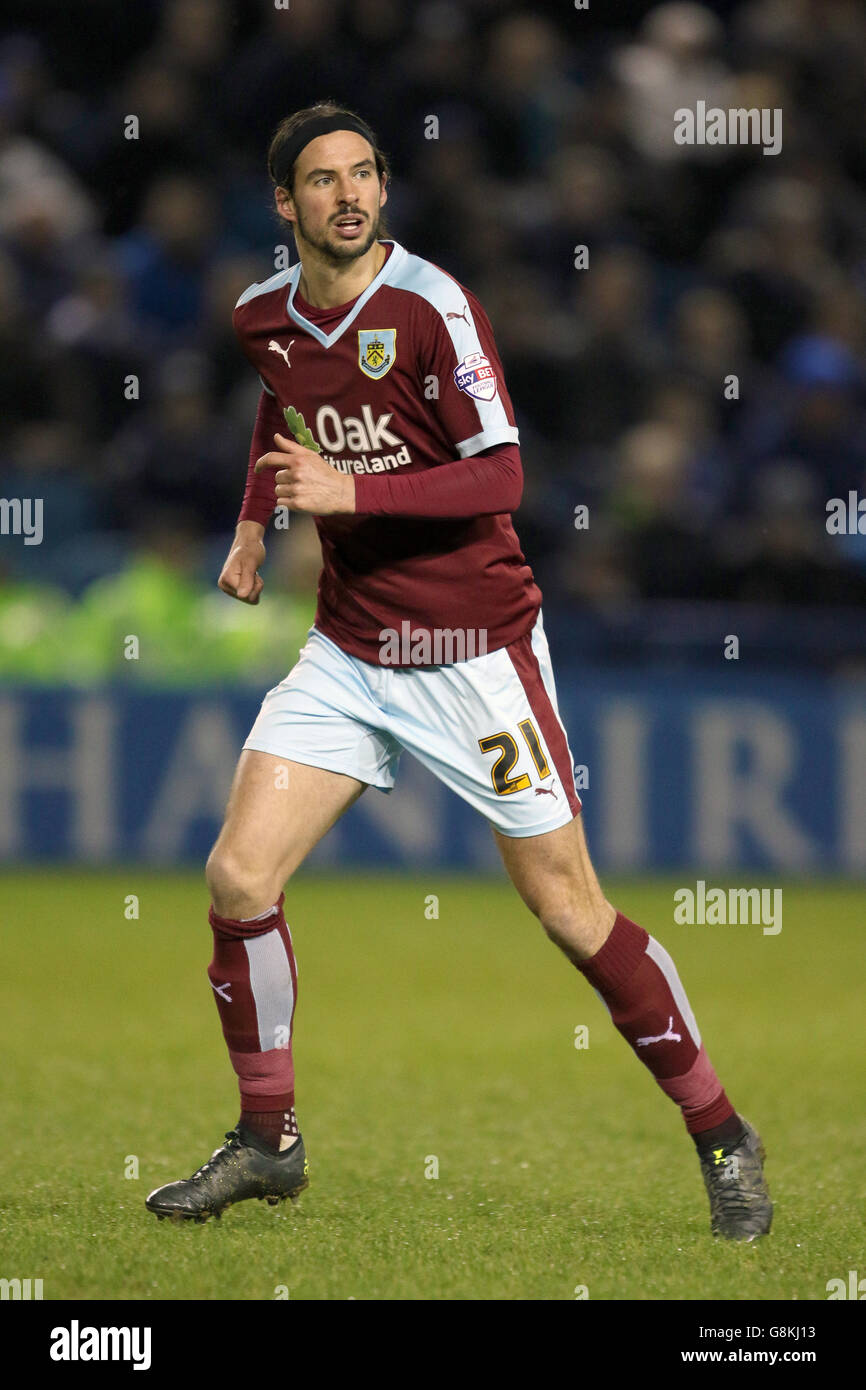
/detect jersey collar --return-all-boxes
[285,239,406,348]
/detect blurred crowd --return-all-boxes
[2,0,866,680]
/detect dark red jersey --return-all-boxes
[232,238,541,665]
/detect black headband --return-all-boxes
[271,114,378,188]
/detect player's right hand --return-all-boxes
[218,534,266,605]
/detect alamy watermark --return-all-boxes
[0,497,43,545]
[826,492,866,534]
[674,101,782,157]
[674,880,782,935]
[826,1270,866,1299]
[379,622,487,665]
[1,1276,43,1299]
[49,1322,151,1370]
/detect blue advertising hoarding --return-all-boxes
[1,667,863,873]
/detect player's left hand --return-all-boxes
[254,434,356,515]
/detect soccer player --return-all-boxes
[146,103,771,1240]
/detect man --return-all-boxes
[145,103,771,1240]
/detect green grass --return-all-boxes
[1,870,863,1300]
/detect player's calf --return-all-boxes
[496,818,769,1236]
[204,891,302,1161]
[536,896,617,963]
[495,817,616,959]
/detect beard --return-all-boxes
[294,203,382,264]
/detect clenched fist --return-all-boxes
[218,522,266,604]
[254,433,356,515]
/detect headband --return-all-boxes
[271,114,378,188]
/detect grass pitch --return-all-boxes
[1,870,863,1300]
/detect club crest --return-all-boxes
[358,329,396,379]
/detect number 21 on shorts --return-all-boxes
[478,718,551,795]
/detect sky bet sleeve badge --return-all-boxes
[453,351,498,402]
[358,329,396,379]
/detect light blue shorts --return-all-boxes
[243,612,582,838]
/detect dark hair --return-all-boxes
[267,101,391,195]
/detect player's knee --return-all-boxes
[205,844,280,921]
